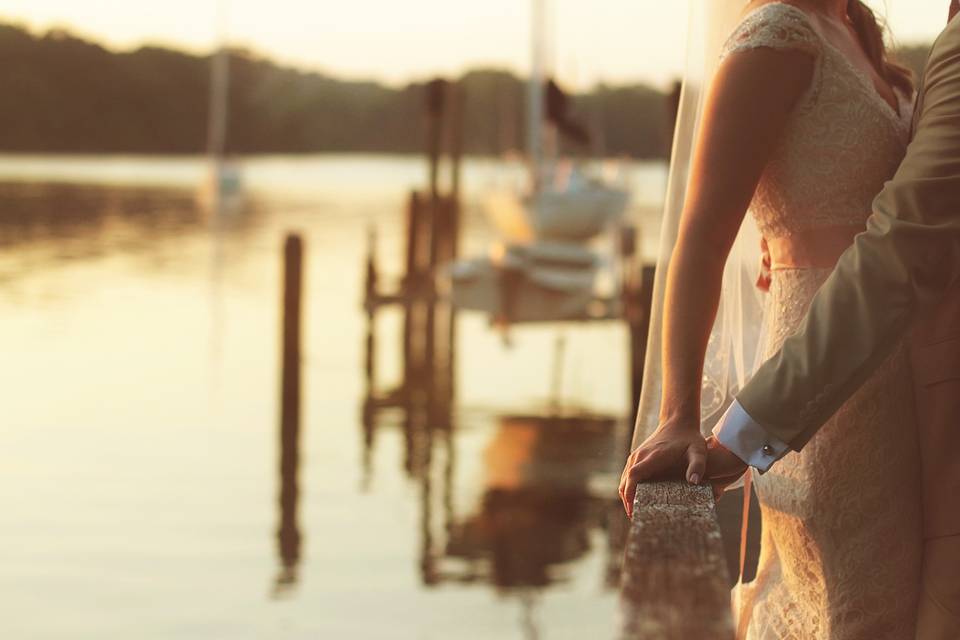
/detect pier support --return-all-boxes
[627,264,657,434]
[275,233,303,594]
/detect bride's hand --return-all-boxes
[618,418,707,518]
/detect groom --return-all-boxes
[622,2,960,637]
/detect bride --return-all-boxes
[619,0,922,637]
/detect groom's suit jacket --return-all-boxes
[728,17,960,538]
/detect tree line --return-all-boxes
[0,23,931,158]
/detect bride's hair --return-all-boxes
[846,0,915,93]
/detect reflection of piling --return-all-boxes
[275,233,303,595]
[361,77,463,499]
[364,227,378,396]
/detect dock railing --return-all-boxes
[619,482,734,639]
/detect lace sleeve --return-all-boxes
[721,4,822,61]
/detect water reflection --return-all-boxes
[275,418,302,597]
[0,181,199,248]
[360,398,628,636]
[440,414,622,589]
[0,158,648,637]
[360,293,629,603]
[0,180,264,283]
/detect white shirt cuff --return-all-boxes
[712,400,790,473]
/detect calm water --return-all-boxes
[0,154,667,639]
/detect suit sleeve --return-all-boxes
[734,26,960,450]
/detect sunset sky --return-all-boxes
[0,1,948,89]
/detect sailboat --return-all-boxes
[198,0,243,214]
[486,0,629,243]
[447,0,630,324]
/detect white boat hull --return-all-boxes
[485,181,630,244]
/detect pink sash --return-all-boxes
[756,224,866,291]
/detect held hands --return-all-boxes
[618,420,748,518]
[618,416,706,519]
[704,436,750,500]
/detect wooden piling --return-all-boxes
[365,77,463,430]
[281,233,303,433]
[439,197,458,409]
[403,193,423,394]
[446,82,464,204]
[627,265,657,430]
[404,191,424,292]
[425,79,447,202]
[276,232,303,593]
[423,195,443,391]
[664,80,683,154]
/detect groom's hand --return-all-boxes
[619,418,707,518]
[704,436,749,501]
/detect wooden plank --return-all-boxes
[620,482,734,640]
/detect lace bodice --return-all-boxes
[721,3,913,238]
[719,5,923,640]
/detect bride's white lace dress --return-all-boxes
[723,4,923,638]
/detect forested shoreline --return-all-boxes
[0,23,931,157]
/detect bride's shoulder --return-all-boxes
[722,1,823,61]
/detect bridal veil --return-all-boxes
[631,0,767,446]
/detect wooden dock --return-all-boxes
[355,74,736,638]
[620,482,734,639]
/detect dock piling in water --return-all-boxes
[626,263,656,439]
[276,232,303,595]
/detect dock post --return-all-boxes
[404,191,424,292]
[276,233,303,594]
[403,192,424,395]
[627,265,656,436]
[281,233,303,436]
[425,79,447,203]
[440,197,458,411]
[446,81,464,206]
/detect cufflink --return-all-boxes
[762,444,775,456]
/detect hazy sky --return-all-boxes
[0,1,948,89]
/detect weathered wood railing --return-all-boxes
[619,482,734,639]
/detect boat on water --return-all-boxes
[448,0,631,325]
[197,1,245,216]
[447,240,616,324]
[485,160,630,244]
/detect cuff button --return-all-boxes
[762,444,775,456]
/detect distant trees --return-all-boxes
[0,23,932,157]
[0,23,675,157]
[895,43,934,84]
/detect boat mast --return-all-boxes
[207,0,230,165]
[527,0,546,193]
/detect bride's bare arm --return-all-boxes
[620,46,814,516]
